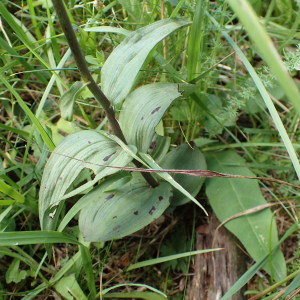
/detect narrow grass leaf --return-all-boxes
[187,0,204,82]
[80,244,96,298]
[170,0,186,18]
[282,272,300,297]
[103,292,166,299]
[0,36,47,85]
[0,124,30,138]
[101,18,191,105]
[0,231,81,246]
[0,3,33,45]
[0,181,25,203]
[128,249,222,270]
[226,0,300,116]
[207,12,300,182]
[0,74,55,150]
[102,283,167,297]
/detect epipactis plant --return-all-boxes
[39,17,208,241]
[39,0,286,283]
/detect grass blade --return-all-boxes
[207,12,300,181]
[227,0,300,116]
[127,249,222,270]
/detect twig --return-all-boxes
[23,139,300,189]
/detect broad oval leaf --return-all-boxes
[101,18,191,105]
[58,81,89,121]
[57,171,132,233]
[79,174,173,242]
[159,141,206,207]
[119,82,182,152]
[205,150,286,282]
[39,130,136,229]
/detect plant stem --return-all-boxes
[51,0,159,188]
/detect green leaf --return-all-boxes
[128,249,222,270]
[102,283,167,297]
[119,82,182,152]
[84,26,131,36]
[186,0,204,82]
[0,36,47,85]
[119,0,151,23]
[79,174,172,242]
[159,141,206,207]
[226,0,300,117]
[55,274,88,300]
[0,2,34,45]
[57,171,132,232]
[101,18,191,105]
[6,258,28,284]
[138,152,207,214]
[39,130,136,229]
[0,124,30,138]
[0,231,81,246]
[0,181,25,203]
[147,134,171,163]
[203,94,234,134]
[221,223,298,300]
[282,272,300,298]
[206,12,300,181]
[58,81,89,122]
[0,74,55,151]
[103,292,166,300]
[205,150,286,282]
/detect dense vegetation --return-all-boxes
[1,0,300,299]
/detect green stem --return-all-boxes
[248,267,300,300]
[51,0,159,188]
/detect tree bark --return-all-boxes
[187,214,247,300]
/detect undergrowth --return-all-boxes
[1,0,300,299]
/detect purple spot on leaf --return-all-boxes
[169,196,173,203]
[134,211,139,215]
[113,225,121,231]
[106,194,115,200]
[88,141,91,144]
[149,141,157,150]
[159,196,163,201]
[113,216,117,219]
[151,107,161,114]
[103,151,117,161]
[149,206,156,215]
[141,117,144,120]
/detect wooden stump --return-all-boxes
[186,214,247,300]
